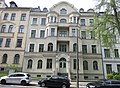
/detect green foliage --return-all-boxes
[107,74,113,79]
[5,65,18,71]
[113,74,120,80]
[0,74,7,77]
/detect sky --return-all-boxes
[5,0,97,11]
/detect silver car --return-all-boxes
[0,72,31,85]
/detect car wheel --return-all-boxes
[61,84,67,88]
[1,79,6,84]
[21,80,26,86]
[41,83,46,87]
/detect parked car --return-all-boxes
[86,79,120,88]
[38,75,71,88]
[0,72,31,85]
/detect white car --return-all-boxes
[0,72,31,85]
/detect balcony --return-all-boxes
[0,32,14,37]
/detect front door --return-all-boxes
[59,58,66,73]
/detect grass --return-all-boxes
[0,74,8,77]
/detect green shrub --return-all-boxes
[113,74,120,80]
[107,74,113,79]
[0,74,7,77]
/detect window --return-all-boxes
[27,59,32,69]
[83,60,88,70]
[51,28,55,36]
[60,19,67,23]
[117,64,120,72]
[106,64,112,74]
[104,49,110,58]
[16,39,22,47]
[81,31,86,39]
[39,44,44,52]
[48,43,53,51]
[60,8,67,14]
[21,13,26,21]
[59,31,67,37]
[46,59,52,69]
[80,19,85,26]
[114,49,119,58]
[31,30,36,38]
[92,45,96,53]
[29,44,34,52]
[93,61,98,70]
[2,54,7,64]
[32,18,37,24]
[5,38,11,47]
[84,76,88,80]
[37,60,42,69]
[13,54,20,64]
[18,25,24,33]
[59,44,67,52]
[8,25,13,33]
[82,45,87,54]
[72,29,76,36]
[41,18,46,25]
[73,17,77,23]
[73,59,76,69]
[89,19,94,26]
[40,30,45,38]
[90,31,95,39]
[3,13,8,20]
[1,25,6,32]
[0,38,3,47]
[11,13,16,21]
[73,43,77,52]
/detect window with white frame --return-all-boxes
[51,28,55,36]
[11,13,16,21]
[3,13,8,20]
[81,31,86,39]
[40,30,45,38]
[18,25,24,33]
[41,18,46,25]
[1,25,6,32]
[60,8,67,14]
[39,44,44,52]
[8,25,13,33]
[5,38,11,47]
[31,30,36,38]
[92,45,97,53]
[29,44,34,52]
[80,19,85,26]
[0,38,3,47]
[46,59,52,69]
[32,18,37,24]
[21,13,26,21]
[114,49,119,58]
[104,49,110,58]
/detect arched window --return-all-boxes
[13,54,20,64]
[27,59,33,69]
[83,60,88,70]
[93,61,98,70]
[60,19,67,23]
[37,60,42,69]
[73,43,77,52]
[60,8,67,14]
[2,54,7,64]
[48,43,53,51]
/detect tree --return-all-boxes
[94,0,120,47]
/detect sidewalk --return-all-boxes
[30,81,88,88]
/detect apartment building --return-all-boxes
[23,1,103,81]
[0,0,30,72]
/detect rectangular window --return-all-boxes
[31,30,36,38]
[92,45,96,53]
[104,49,110,58]
[39,44,44,52]
[59,31,67,37]
[81,31,86,39]
[82,45,87,54]
[90,31,95,39]
[73,59,76,69]
[59,44,67,52]
[46,59,52,69]
[29,44,34,52]
[32,18,37,24]
[18,25,24,33]
[73,17,76,23]
[89,19,94,26]
[41,18,46,25]
[40,30,45,38]
[114,49,119,58]
[16,39,22,47]
[80,19,85,26]
[51,28,55,37]
[117,64,120,72]
[5,38,11,47]
[3,13,8,20]
[106,64,112,74]
[21,13,26,21]
[0,38,3,47]
[72,29,76,36]
[8,25,13,33]
[1,25,6,32]
[11,13,16,21]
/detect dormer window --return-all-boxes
[60,19,67,23]
[60,8,67,14]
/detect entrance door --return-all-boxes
[59,58,66,73]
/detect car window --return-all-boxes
[51,76,58,80]
[9,74,16,77]
[16,74,25,77]
[27,74,30,77]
